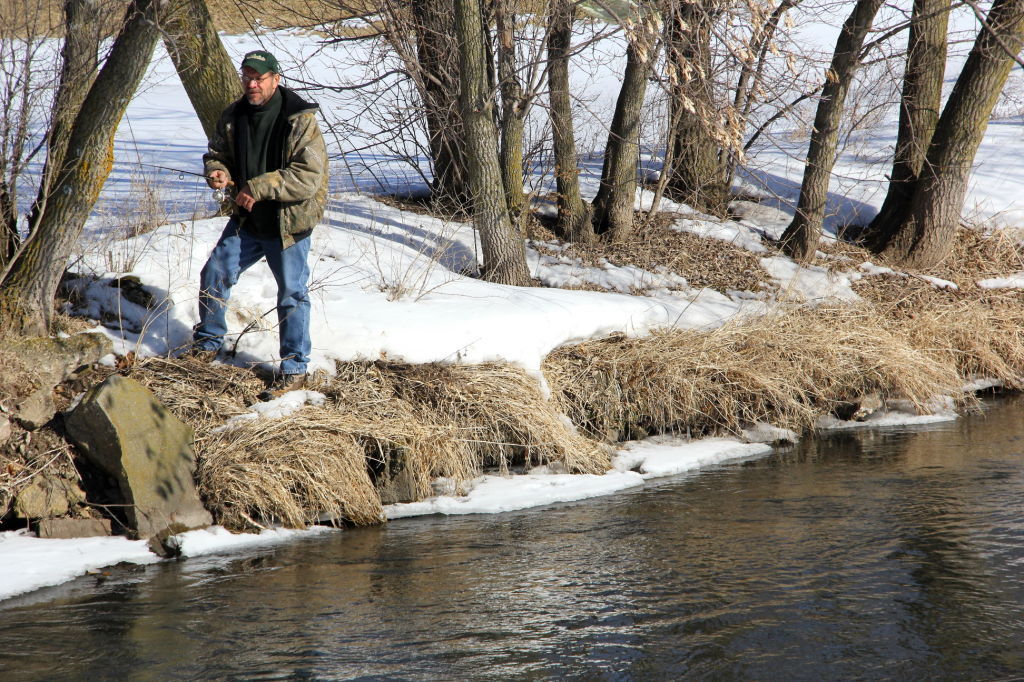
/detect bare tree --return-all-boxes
[663,0,729,212]
[865,0,951,249]
[453,0,532,285]
[0,0,163,335]
[723,0,802,188]
[548,0,595,243]
[2,0,106,271]
[878,0,1024,267]
[161,0,240,140]
[413,0,470,207]
[496,0,528,222]
[592,2,662,242]
[779,0,885,261]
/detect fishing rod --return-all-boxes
[139,163,235,202]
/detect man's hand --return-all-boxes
[206,170,229,189]
[235,185,256,212]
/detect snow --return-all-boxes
[0,530,160,600]
[171,525,337,557]
[978,273,1024,289]
[4,14,1023,602]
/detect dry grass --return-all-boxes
[854,273,1024,388]
[326,361,609,473]
[123,356,608,530]
[536,212,770,294]
[199,412,385,528]
[940,226,1024,283]
[544,304,966,442]
[846,227,1024,387]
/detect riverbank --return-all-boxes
[4,20,1024,600]
[3,198,1023,538]
[9,398,1024,678]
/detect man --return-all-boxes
[187,49,328,402]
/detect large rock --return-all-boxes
[38,517,112,539]
[64,374,212,540]
[11,333,113,430]
[13,473,85,519]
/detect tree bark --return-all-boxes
[14,0,103,272]
[664,0,728,213]
[161,0,240,141]
[548,0,594,243]
[879,0,1024,267]
[779,0,885,261]
[496,0,526,224]
[0,0,162,335]
[592,25,657,243]
[865,0,950,249]
[453,0,532,286]
[413,0,470,209]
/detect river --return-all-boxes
[2,395,1024,680]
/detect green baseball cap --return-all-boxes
[240,50,279,75]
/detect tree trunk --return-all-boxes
[879,0,1024,267]
[453,0,531,286]
[496,0,526,224]
[0,180,16,269]
[14,0,103,272]
[664,0,728,213]
[864,0,950,248]
[779,0,885,261]
[592,30,656,243]
[161,0,240,141]
[548,0,594,243]
[413,0,470,209]
[0,0,161,335]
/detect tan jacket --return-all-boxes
[204,86,329,248]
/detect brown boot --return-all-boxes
[258,373,307,402]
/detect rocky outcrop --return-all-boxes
[13,472,86,519]
[9,333,113,430]
[64,375,212,546]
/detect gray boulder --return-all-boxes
[64,374,212,541]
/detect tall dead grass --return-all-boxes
[127,357,608,530]
[544,304,966,441]
[852,227,1024,388]
[322,362,609,476]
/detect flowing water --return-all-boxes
[3,396,1024,680]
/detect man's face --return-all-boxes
[241,66,280,107]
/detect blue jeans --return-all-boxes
[194,219,311,375]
